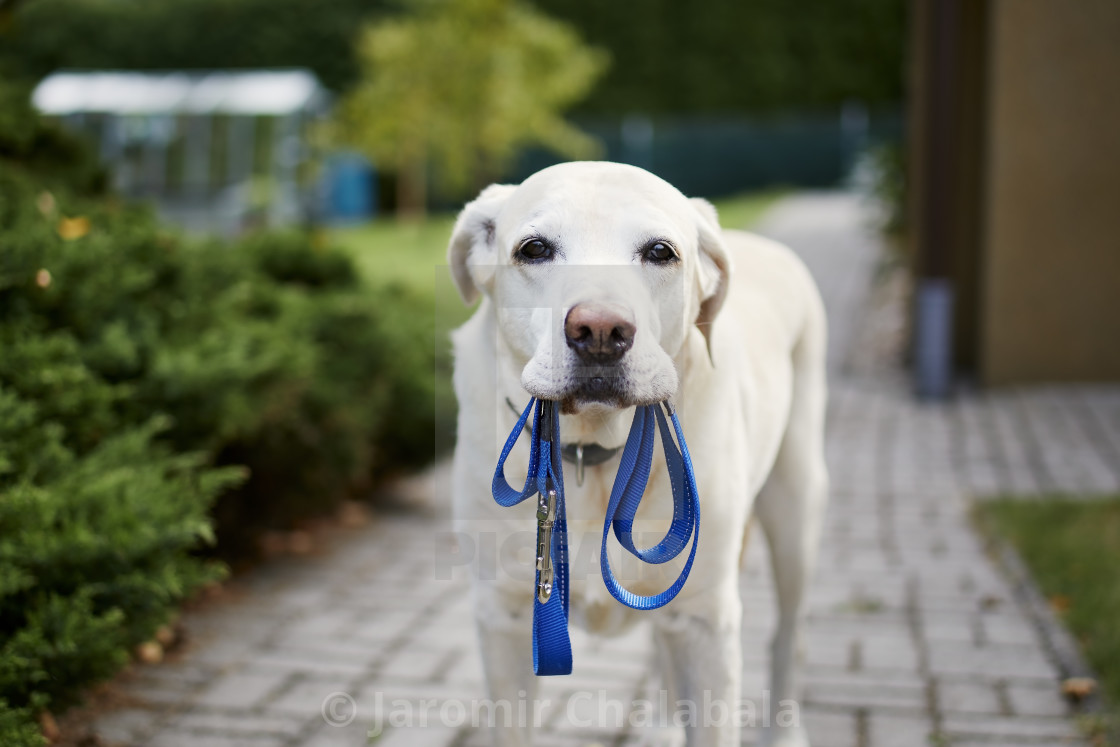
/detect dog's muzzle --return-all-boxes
[564,302,635,403]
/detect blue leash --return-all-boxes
[492,398,701,675]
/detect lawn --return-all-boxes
[710,187,786,234]
[975,497,1120,714]
[326,213,466,344]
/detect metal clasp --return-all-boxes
[535,488,557,603]
[574,443,585,487]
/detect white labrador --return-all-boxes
[448,162,828,747]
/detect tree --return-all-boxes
[330,0,608,217]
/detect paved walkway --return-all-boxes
[85,194,1120,747]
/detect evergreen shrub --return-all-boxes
[0,89,441,740]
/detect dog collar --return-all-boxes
[561,442,621,467]
[561,442,621,487]
[506,398,622,486]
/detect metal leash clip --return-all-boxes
[535,487,557,603]
[574,443,585,487]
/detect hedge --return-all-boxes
[534,0,907,114]
[1,0,906,114]
[0,89,443,741]
[0,0,384,93]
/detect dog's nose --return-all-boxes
[564,302,636,363]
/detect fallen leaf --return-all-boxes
[135,640,164,664]
[1049,595,1071,614]
[57,216,91,240]
[1062,677,1097,700]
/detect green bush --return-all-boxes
[0,699,44,747]
[0,83,105,196]
[534,0,907,114]
[1,168,439,541]
[0,170,239,733]
[0,0,384,93]
[0,91,441,737]
[0,421,239,709]
[1,0,905,114]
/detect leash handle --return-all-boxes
[491,398,539,507]
[598,402,701,610]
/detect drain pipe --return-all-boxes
[915,279,954,399]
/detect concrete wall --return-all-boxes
[980,0,1120,384]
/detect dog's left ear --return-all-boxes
[690,197,732,363]
[447,183,517,304]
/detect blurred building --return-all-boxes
[908,0,1120,389]
[32,69,332,234]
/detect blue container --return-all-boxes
[323,152,375,223]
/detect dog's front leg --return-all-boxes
[474,583,541,747]
[652,602,742,747]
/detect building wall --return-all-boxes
[980,0,1120,384]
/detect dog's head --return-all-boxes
[448,162,730,412]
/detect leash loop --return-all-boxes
[599,402,701,610]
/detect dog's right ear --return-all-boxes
[447,183,517,305]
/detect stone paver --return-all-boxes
[83,193,1119,746]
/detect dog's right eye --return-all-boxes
[516,238,554,262]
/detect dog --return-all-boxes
[447,161,828,747]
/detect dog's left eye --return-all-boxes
[517,238,554,261]
[642,240,678,264]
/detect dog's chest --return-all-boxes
[560,463,682,636]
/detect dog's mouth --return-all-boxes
[518,334,679,413]
[560,367,628,413]
[557,363,667,414]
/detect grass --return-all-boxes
[328,214,459,295]
[710,187,787,232]
[326,214,467,340]
[974,496,1120,713]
